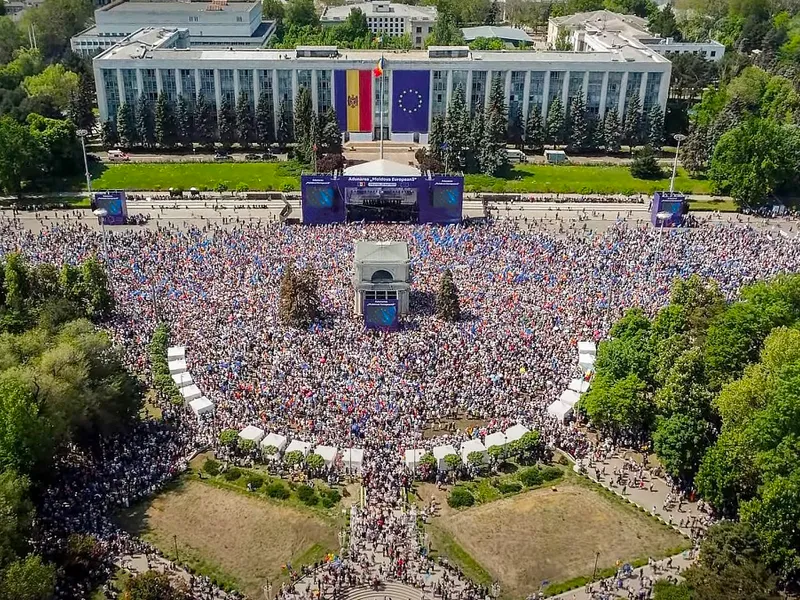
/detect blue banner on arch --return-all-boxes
[391,70,430,133]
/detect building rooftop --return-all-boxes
[354,241,411,264]
[99,0,257,12]
[322,2,436,21]
[462,26,533,43]
[550,9,649,37]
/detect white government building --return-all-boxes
[321,2,438,49]
[92,27,672,142]
[71,0,275,57]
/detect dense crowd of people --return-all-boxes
[2,214,799,599]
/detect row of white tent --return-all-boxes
[167,346,215,417]
[404,424,531,471]
[547,340,596,421]
[238,425,365,472]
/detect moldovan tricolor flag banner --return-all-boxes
[334,70,373,133]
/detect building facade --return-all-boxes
[71,0,274,57]
[548,10,725,62]
[93,29,671,142]
[321,2,437,48]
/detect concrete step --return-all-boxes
[345,582,421,600]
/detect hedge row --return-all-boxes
[149,323,184,406]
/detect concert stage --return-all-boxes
[301,159,463,225]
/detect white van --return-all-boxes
[506,149,528,163]
[107,149,130,162]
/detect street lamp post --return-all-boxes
[669,133,687,194]
[77,129,92,194]
[93,208,108,261]
[655,209,672,269]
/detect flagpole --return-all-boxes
[379,55,385,160]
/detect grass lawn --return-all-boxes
[423,477,689,599]
[688,198,738,212]
[118,478,341,599]
[82,161,713,196]
[464,165,712,195]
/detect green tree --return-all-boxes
[217,96,236,147]
[27,114,80,178]
[709,118,800,208]
[293,86,313,161]
[444,453,461,471]
[154,94,178,149]
[480,77,509,177]
[318,108,342,155]
[545,98,565,146]
[508,105,524,149]
[21,64,79,111]
[135,95,155,148]
[235,93,255,147]
[468,37,505,50]
[285,0,318,28]
[429,114,445,162]
[646,104,665,149]
[0,17,24,65]
[426,10,465,46]
[255,91,275,149]
[176,95,194,148]
[100,120,118,149]
[680,122,712,175]
[444,84,470,171]
[284,450,304,467]
[19,0,93,61]
[630,145,664,179]
[0,554,56,600]
[123,571,188,600]
[524,106,545,152]
[276,100,293,147]
[0,471,33,567]
[648,3,680,39]
[116,102,137,149]
[622,93,642,151]
[194,95,215,149]
[218,429,238,447]
[0,117,39,199]
[467,105,484,172]
[305,452,325,471]
[68,74,95,131]
[79,256,114,318]
[436,269,461,322]
[567,95,590,151]
[579,373,653,439]
[653,412,713,483]
[602,108,622,152]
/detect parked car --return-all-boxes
[107,149,130,162]
[244,153,261,161]
[505,149,528,164]
[213,152,233,161]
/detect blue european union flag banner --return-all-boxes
[392,70,430,133]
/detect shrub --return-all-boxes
[235,182,250,192]
[518,467,543,487]
[630,146,665,180]
[219,429,238,447]
[266,481,290,499]
[203,458,221,476]
[447,486,475,508]
[246,474,265,490]
[321,489,341,504]
[495,480,522,494]
[541,466,562,481]
[223,467,242,481]
[321,496,335,508]
[296,485,317,505]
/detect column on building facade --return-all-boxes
[657,68,669,112]
[503,70,511,111]
[561,72,570,107]
[96,70,108,122]
[175,68,183,97]
[617,71,629,116]
[541,70,551,122]
[465,70,473,112]
[521,71,531,122]
[291,70,298,106]
[598,71,609,119]
[213,69,222,110]
[581,71,589,101]
[311,69,318,113]
[253,69,260,108]
[194,69,201,102]
[484,70,492,106]
[271,69,280,139]
[156,70,163,96]
[233,69,241,103]
[426,70,434,132]
[117,69,125,108]
[445,70,453,108]
[638,73,648,112]
[387,69,393,138]
[135,69,144,100]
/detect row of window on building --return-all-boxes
[102,67,661,124]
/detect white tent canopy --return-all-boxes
[239,425,265,444]
[484,431,506,450]
[180,384,202,402]
[167,346,186,360]
[460,439,488,465]
[404,448,427,471]
[285,439,312,456]
[342,448,365,473]
[171,372,193,388]
[168,359,187,375]
[577,341,597,356]
[343,158,421,177]
[189,396,213,417]
[260,432,288,453]
[315,445,339,466]
[579,353,597,373]
[547,400,572,421]
[504,424,530,444]
[432,444,458,470]
[559,389,582,408]
[568,378,590,394]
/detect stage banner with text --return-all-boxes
[92,191,128,225]
[419,176,463,225]
[391,70,430,133]
[364,298,400,331]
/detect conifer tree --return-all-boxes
[508,105,524,149]
[429,114,445,163]
[194,95,215,149]
[436,269,461,322]
[623,93,642,152]
[319,108,342,155]
[603,108,622,153]
[255,90,275,149]
[294,86,313,151]
[646,104,665,149]
[235,93,255,148]
[217,96,237,147]
[176,95,194,148]
[524,106,545,152]
[116,102,137,148]
[278,262,298,326]
[469,105,485,173]
[100,120,118,149]
[135,95,155,148]
[480,77,508,177]
[279,262,321,328]
[68,74,95,131]
[443,84,469,172]
[567,95,590,152]
[154,94,178,148]
[276,100,293,147]
[545,98,565,147]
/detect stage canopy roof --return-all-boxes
[504,423,530,444]
[547,400,572,420]
[189,396,213,416]
[167,346,186,360]
[484,431,506,449]
[342,448,364,471]
[404,448,426,470]
[559,389,582,408]
[261,432,288,452]
[578,341,597,356]
[569,378,590,394]
[286,439,312,456]
[180,384,202,402]
[171,372,193,388]
[460,439,488,464]
[343,159,421,177]
[315,445,338,465]
[168,359,187,374]
[239,425,265,443]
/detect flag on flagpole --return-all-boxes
[373,56,386,77]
